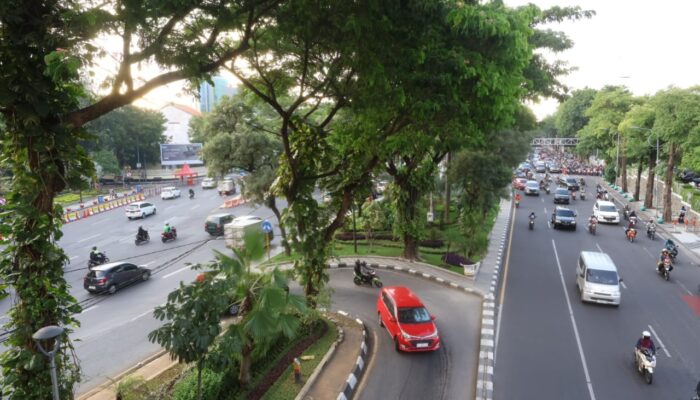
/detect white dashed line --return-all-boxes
[143,261,155,267]
[130,309,153,322]
[677,281,693,296]
[162,265,192,279]
[190,204,200,210]
[78,233,101,243]
[70,255,79,260]
[647,325,671,358]
[80,305,100,314]
[620,281,627,289]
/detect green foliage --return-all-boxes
[85,105,166,168]
[555,88,597,137]
[172,369,223,400]
[92,149,121,176]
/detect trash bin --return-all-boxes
[135,185,142,193]
[97,196,104,204]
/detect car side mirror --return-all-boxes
[431,315,436,321]
[389,317,396,323]
[619,278,623,282]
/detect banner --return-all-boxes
[160,143,204,166]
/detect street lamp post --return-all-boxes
[32,325,65,400]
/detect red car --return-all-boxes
[376,286,440,352]
[512,178,527,190]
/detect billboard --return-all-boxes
[160,143,204,166]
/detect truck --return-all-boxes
[224,216,263,249]
[217,179,236,196]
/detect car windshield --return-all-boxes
[397,307,432,323]
[557,209,575,217]
[566,178,577,184]
[600,205,617,212]
[555,189,569,195]
[126,205,138,211]
[586,269,619,285]
[526,182,538,188]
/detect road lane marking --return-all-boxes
[165,205,176,212]
[647,325,671,358]
[643,247,654,259]
[77,233,101,243]
[552,239,597,400]
[80,305,99,314]
[677,281,693,296]
[130,309,153,322]
[495,204,517,361]
[620,281,627,289]
[143,261,155,267]
[70,255,79,260]
[190,204,200,210]
[162,265,191,279]
[544,207,548,214]
[541,198,544,203]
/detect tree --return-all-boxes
[0,0,282,396]
[363,201,386,253]
[577,86,639,190]
[213,230,306,385]
[618,103,656,205]
[85,105,166,168]
[555,88,597,137]
[649,88,700,221]
[148,269,229,400]
[91,149,121,177]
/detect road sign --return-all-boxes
[262,220,273,233]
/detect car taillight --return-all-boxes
[216,224,221,229]
[97,278,107,285]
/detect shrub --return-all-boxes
[441,252,475,267]
[115,376,147,400]
[172,368,223,400]
[419,239,444,248]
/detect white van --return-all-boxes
[217,179,236,196]
[224,216,263,249]
[576,251,621,306]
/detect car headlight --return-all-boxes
[402,332,411,340]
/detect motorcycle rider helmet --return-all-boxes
[642,331,651,338]
[92,246,97,251]
[165,222,170,226]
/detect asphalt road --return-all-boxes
[496,176,700,400]
[323,268,481,400]
[0,185,286,395]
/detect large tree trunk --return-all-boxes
[644,149,656,209]
[620,151,628,192]
[238,341,253,385]
[266,197,291,255]
[634,161,643,201]
[444,152,451,225]
[663,143,676,223]
[403,235,419,261]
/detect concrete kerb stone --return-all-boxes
[337,317,369,400]
[295,312,346,400]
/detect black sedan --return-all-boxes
[553,188,570,204]
[551,207,577,230]
[84,262,151,294]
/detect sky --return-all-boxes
[122,1,700,120]
[508,0,700,120]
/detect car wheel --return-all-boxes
[141,213,145,219]
[153,208,156,215]
[108,284,117,295]
[394,337,401,352]
[378,313,384,328]
[141,271,150,281]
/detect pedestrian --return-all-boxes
[679,205,687,224]
[293,357,302,384]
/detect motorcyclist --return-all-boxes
[354,260,373,282]
[163,222,172,235]
[514,193,521,203]
[657,249,673,272]
[539,179,546,189]
[188,188,195,198]
[636,331,656,354]
[646,219,656,234]
[90,246,105,263]
[579,177,586,187]
[137,226,148,240]
[679,205,687,224]
[588,214,598,226]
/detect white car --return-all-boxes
[524,180,540,195]
[201,178,217,189]
[161,186,181,200]
[593,200,620,224]
[125,201,157,219]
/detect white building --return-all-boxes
[159,103,202,144]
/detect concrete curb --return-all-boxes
[295,313,346,400]
[77,349,168,400]
[336,313,368,400]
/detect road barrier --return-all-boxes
[220,196,247,209]
[62,192,148,224]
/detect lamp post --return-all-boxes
[32,325,65,400]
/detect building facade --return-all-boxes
[199,76,237,113]
[159,103,202,144]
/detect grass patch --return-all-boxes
[115,362,187,400]
[677,183,700,211]
[260,318,338,400]
[55,190,102,206]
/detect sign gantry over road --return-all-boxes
[531,137,578,146]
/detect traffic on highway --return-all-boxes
[497,152,700,400]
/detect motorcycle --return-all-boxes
[189,190,195,199]
[528,216,535,230]
[634,347,657,384]
[353,266,383,288]
[664,240,679,261]
[626,227,637,242]
[135,230,150,245]
[161,227,178,243]
[587,219,597,235]
[544,186,550,195]
[623,207,631,221]
[571,191,577,201]
[657,257,672,281]
[515,199,520,208]
[646,225,656,240]
[87,252,109,269]
[580,191,586,200]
